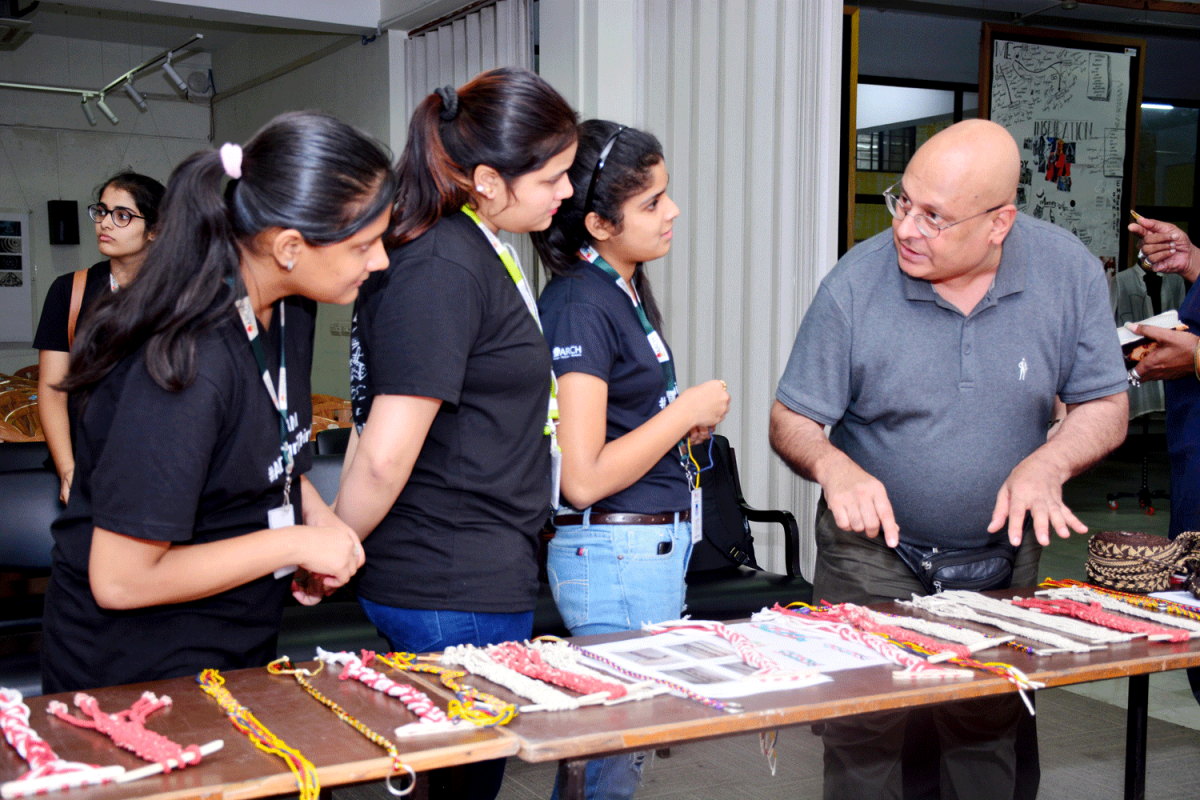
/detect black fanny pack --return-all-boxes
[893,540,1017,594]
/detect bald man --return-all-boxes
[770,120,1128,799]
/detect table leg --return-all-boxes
[1124,674,1148,800]
[557,758,589,800]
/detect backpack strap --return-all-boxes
[66,269,87,350]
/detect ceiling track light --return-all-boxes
[80,96,96,126]
[161,55,188,93]
[123,82,147,112]
[95,95,119,125]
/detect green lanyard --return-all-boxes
[234,295,293,503]
[579,244,692,478]
[460,205,559,438]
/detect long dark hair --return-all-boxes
[63,111,397,395]
[532,120,666,331]
[391,67,578,245]
[96,170,166,232]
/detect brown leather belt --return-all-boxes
[553,509,689,527]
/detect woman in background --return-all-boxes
[335,67,577,800]
[532,120,730,800]
[41,111,395,693]
[34,171,165,502]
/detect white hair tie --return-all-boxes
[219,143,243,179]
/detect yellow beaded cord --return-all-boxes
[267,658,415,797]
[196,668,320,800]
[373,652,517,727]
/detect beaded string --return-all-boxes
[1011,597,1190,643]
[197,668,319,800]
[440,644,587,711]
[0,688,123,800]
[641,620,817,681]
[47,692,204,773]
[267,659,414,797]
[371,652,517,727]
[899,595,1094,654]
[939,591,1133,645]
[759,606,973,679]
[486,642,630,698]
[1039,579,1200,630]
[561,640,740,713]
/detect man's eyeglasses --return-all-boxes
[88,204,145,228]
[882,182,1003,239]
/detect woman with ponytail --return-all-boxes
[531,121,730,800]
[40,111,395,693]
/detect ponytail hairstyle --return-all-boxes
[95,170,166,233]
[63,110,397,396]
[391,66,578,245]
[532,119,667,331]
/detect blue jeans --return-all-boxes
[358,601,533,800]
[548,513,692,800]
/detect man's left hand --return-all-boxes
[987,454,1085,547]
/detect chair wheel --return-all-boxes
[1147,506,1156,515]
[1108,500,1119,510]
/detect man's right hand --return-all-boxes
[1127,323,1200,383]
[822,459,900,547]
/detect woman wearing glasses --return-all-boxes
[532,121,729,800]
[34,171,165,502]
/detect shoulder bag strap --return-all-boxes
[66,269,87,350]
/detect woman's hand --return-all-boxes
[296,521,365,592]
[291,567,333,606]
[59,467,73,505]
[678,379,731,429]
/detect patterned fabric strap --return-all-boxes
[47,692,202,772]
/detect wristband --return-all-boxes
[1193,339,1200,382]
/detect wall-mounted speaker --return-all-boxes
[47,200,80,245]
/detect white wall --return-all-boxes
[211,31,393,397]
[0,33,211,372]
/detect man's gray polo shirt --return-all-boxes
[777,213,1126,549]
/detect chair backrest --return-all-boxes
[0,468,62,570]
[0,441,51,472]
[315,426,351,456]
[307,454,343,506]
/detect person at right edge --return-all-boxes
[1124,213,1200,708]
[769,119,1128,800]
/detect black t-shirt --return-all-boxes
[41,296,316,693]
[33,260,113,352]
[538,261,690,514]
[349,211,552,613]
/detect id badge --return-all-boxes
[690,487,703,544]
[550,444,563,511]
[646,330,670,363]
[268,503,298,579]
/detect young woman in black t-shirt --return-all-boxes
[532,121,730,800]
[34,171,165,503]
[335,68,576,800]
[41,111,396,693]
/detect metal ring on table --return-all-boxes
[386,763,418,796]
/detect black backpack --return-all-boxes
[688,435,759,572]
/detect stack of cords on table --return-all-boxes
[523,639,669,704]
[0,688,123,799]
[440,643,607,712]
[1009,596,1191,642]
[197,668,320,800]
[486,641,665,705]
[369,651,517,727]
[1038,578,1200,633]
[901,592,1107,655]
[641,619,819,682]
[47,692,222,783]
[316,649,461,736]
[267,658,415,796]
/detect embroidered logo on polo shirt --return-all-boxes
[552,345,583,360]
[1018,358,1028,381]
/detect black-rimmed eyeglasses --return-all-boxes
[88,204,145,228]
[882,182,1003,239]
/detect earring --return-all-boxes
[285,260,294,272]
[475,185,486,193]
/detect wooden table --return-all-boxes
[476,590,1200,800]
[0,663,516,800]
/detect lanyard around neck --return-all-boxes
[234,295,293,502]
[460,205,559,438]
[579,244,678,402]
